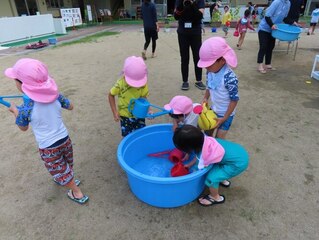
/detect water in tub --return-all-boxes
[132,153,197,178]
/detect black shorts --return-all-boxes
[144,29,158,41]
[310,22,317,26]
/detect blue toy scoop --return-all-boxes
[0,95,30,108]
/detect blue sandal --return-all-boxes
[67,190,89,204]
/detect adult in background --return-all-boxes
[283,0,303,26]
[141,0,159,60]
[174,0,206,91]
[257,0,290,73]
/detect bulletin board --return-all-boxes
[60,8,82,27]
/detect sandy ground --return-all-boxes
[0,25,319,240]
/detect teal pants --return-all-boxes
[205,139,249,189]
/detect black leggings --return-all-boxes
[257,30,276,65]
[144,29,158,53]
[177,33,202,83]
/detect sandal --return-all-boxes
[258,68,267,74]
[220,180,231,188]
[265,66,277,71]
[141,52,147,60]
[67,190,89,204]
[54,179,81,186]
[198,194,225,206]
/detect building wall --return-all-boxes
[0,0,15,17]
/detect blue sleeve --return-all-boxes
[15,100,34,127]
[265,0,280,17]
[224,71,239,101]
[58,94,71,109]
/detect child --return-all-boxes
[164,95,200,131]
[197,37,239,139]
[236,9,255,50]
[108,56,149,137]
[4,58,89,204]
[173,125,249,206]
[221,5,231,37]
[307,5,319,35]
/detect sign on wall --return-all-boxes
[60,8,82,27]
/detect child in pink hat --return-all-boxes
[164,95,200,131]
[108,56,149,137]
[4,58,89,204]
[198,37,239,141]
[173,125,249,206]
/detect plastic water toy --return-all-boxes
[128,98,172,119]
[271,23,301,41]
[117,124,212,208]
[193,103,218,130]
[0,95,29,108]
[148,148,189,177]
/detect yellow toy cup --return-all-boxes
[194,103,218,130]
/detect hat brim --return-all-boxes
[125,76,147,88]
[22,76,59,103]
[4,68,18,79]
[164,104,183,115]
[197,48,237,68]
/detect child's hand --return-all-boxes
[271,24,277,30]
[147,109,154,120]
[8,103,18,117]
[113,112,120,122]
[214,117,226,128]
[182,153,189,162]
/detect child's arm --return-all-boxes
[184,155,197,169]
[58,94,73,110]
[247,19,255,31]
[9,103,29,131]
[108,92,120,122]
[202,89,210,104]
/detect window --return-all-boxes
[46,0,64,8]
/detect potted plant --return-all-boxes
[211,10,222,28]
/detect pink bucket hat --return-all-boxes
[197,37,237,68]
[4,58,58,103]
[164,95,193,114]
[123,56,147,88]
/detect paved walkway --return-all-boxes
[0,24,142,58]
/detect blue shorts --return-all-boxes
[120,116,146,137]
[217,114,234,131]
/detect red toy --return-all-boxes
[148,148,189,177]
[171,162,189,177]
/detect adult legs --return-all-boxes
[257,30,270,72]
[265,34,276,66]
[142,29,151,60]
[190,34,203,82]
[178,33,190,83]
[151,36,157,56]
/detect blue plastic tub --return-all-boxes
[117,124,212,208]
[271,23,301,41]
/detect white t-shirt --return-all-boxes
[311,9,319,23]
[31,100,68,149]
